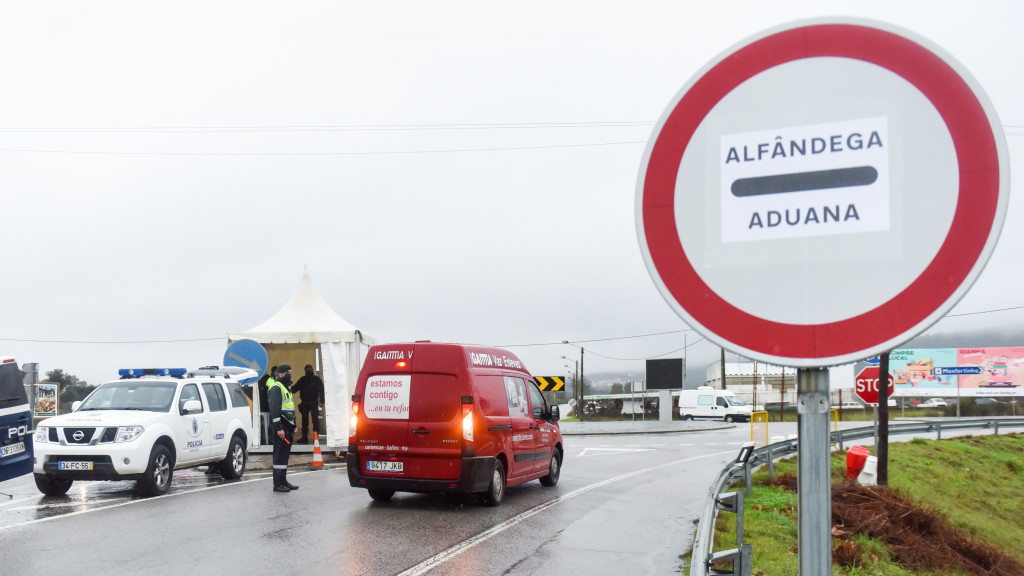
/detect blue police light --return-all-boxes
[119,368,188,377]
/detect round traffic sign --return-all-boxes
[636,19,1008,367]
[224,339,268,384]
[854,366,894,405]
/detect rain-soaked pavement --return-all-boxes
[0,424,751,575]
[0,465,276,527]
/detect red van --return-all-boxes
[346,342,563,505]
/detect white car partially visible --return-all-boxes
[33,367,255,496]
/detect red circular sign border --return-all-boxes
[641,23,1000,362]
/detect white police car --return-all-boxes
[33,367,255,496]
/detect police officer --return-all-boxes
[268,364,299,493]
[291,364,325,443]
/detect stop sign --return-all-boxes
[855,367,895,405]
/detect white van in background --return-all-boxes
[678,386,752,422]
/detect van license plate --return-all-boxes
[58,461,93,471]
[367,460,403,473]
[1,442,25,457]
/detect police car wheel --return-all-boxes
[368,489,394,501]
[138,445,173,496]
[482,460,506,506]
[539,448,561,487]
[34,473,73,496]
[219,436,247,480]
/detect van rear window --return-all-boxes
[474,375,510,418]
[408,374,459,422]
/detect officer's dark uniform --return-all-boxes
[268,364,299,493]
[291,364,325,443]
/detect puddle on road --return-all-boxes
[0,466,272,528]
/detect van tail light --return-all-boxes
[461,396,474,443]
[350,395,360,440]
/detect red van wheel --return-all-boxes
[482,460,506,506]
[540,449,561,487]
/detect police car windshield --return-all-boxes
[78,382,177,412]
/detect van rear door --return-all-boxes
[405,373,463,480]
[360,371,466,481]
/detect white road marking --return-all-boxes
[0,468,311,532]
[396,450,735,576]
[577,447,653,458]
[0,496,37,509]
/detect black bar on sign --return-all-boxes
[730,166,878,197]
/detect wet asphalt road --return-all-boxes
[0,426,762,575]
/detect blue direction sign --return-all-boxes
[934,366,984,376]
[223,339,268,384]
[865,356,880,365]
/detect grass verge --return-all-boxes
[708,433,1024,575]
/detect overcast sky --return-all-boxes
[2,1,1022,387]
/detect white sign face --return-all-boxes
[720,117,890,243]
[364,375,411,420]
[636,20,1009,367]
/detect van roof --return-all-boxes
[362,342,531,377]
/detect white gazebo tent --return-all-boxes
[228,268,374,450]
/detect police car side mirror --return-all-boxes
[72,401,82,412]
[550,405,560,421]
[181,400,202,415]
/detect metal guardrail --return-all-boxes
[690,418,1024,576]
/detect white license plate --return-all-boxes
[1,442,25,457]
[367,460,403,473]
[58,461,93,471]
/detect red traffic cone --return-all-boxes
[309,431,324,470]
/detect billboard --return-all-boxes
[888,347,1023,397]
[646,358,683,390]
[34,383,58,417]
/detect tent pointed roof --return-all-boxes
[228,267,372,344]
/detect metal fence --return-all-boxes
[690,418,1024,576]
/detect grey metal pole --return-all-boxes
[580,347,585,421]
[797,367,832,575]
[720,348,727,389]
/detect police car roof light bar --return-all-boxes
[118,368,188,378]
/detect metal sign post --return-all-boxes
[797,368,831,575]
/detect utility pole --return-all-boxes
[580,347,585,421]
[683,334,687,385]
[780,366,786,422]
[878,350,890,485]
[720,348,727,390]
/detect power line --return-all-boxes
[945,304,1024,317]
[582,337,707,362]
[0,337,223,344]
[497,328,696,348]
[0,140,646,156]
[0,121,656,134]
[0,120,1016,133]
[5,305,1021,346]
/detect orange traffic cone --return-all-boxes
[309,431,324,470]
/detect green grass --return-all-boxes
[708,433,1024,575]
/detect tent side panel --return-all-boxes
[322,341,349,449]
